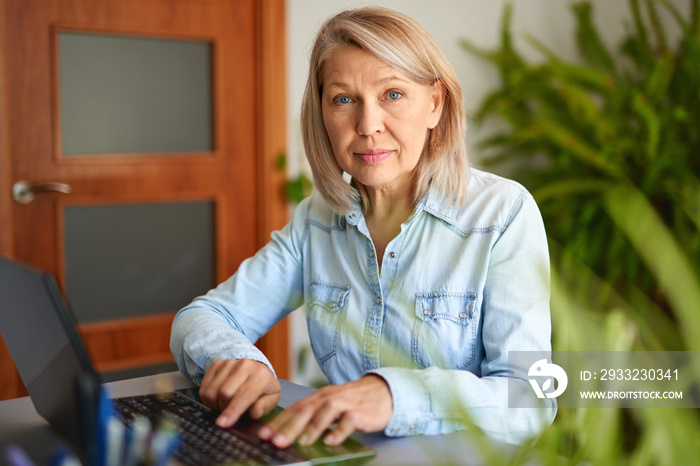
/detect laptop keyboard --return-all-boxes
[114,393,304,465]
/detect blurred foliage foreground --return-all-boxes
[460,0,700,464]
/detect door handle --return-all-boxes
[12,180,72,204]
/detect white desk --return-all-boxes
[0,372,512,465]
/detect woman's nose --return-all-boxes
[356,102,384,136]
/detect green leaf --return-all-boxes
[275,151,287,171]
[631,93,662,159]
[645,0,669,52]
[645,51,676,100]
[572,1,617,74]
[284,174,313,205]
[603,183,700,350]
[526,34,614,91]
[531,116,624,177]
[531,177,606,203]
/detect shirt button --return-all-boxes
[367,346,375,354]
[389,252,396,259]
[423,309,431,316]
[329,303,336,309]
[369,251,375,258]
[376,297,381,304]
[459,311,467,319]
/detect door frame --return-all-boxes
[0,0,20,400]
[0,0,12,259]
[254,0,290,379]
[0,0,289,399]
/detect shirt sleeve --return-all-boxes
[169,199,309,385]
[367,192,556,445]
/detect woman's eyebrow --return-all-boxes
[324,75,410,91]
[375,74,411,85]
[324,81,350,91]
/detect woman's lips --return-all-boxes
[354,148,393,164]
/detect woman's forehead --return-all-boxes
[321,47,411,86]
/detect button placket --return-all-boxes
[364,289,384,369]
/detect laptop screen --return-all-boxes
[0,257,97,445]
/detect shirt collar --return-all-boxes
[343,186,458,227]
[415,186,459,226]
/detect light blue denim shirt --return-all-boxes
[170,168,556,444]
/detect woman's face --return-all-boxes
[321,46,444,197]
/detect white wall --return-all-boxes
[285,0,688,384]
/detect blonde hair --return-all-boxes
[302,6,469,214]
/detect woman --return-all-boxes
[171,6,555,448]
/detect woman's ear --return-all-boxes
[427,79,446,130]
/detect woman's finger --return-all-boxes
[323,413,357,446]
[260,400,319,448]
[259,375,392,447]
[199,359,242,409]
[216,381,263,428]
[250,392,281,420]
[297,396,348,446]
[198,358,280,428]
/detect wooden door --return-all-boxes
[0,0,289,400]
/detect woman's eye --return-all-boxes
[335,96,352,104]
[386,91,402,101]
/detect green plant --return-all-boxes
[276,152,314,205]
[462,0,700,345]
[460,1,700,464]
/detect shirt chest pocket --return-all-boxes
[306,281,350,363]
[412,292,479,370]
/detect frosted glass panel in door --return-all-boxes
[59,32,213,155]
[63,202,214,323]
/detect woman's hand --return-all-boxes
[199,358,281,428]
[258,375,393,448]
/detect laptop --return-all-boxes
[0,257,375,465]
